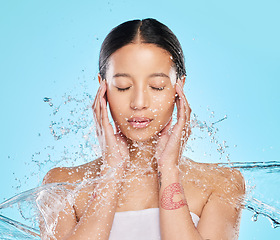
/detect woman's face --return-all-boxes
[102,43,182,142]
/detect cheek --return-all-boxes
[107,91,128,121]
[150,94,175,130]
[151,92,175,114]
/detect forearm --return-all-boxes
[62,167,125,240]
[159,166,203,240]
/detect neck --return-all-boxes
[125,137,158,178]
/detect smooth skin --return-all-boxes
[41,43,245,240]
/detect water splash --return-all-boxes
[0,183,72,239]
[3,81,279,238]
[186,112,231,163]
[0,161,279,239]
[220,161,280,228]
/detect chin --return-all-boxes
[128,135,155,142]
[120,129,159,143]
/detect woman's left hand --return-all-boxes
[155,81,191,169]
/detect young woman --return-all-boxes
[41,18,245,240]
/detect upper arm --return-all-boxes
[197,168,245,240]
[40,168,78,240]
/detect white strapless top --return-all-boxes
[109,208,200,240]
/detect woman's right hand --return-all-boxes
[92,81,129,173]
[39,81,130,240]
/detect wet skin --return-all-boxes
[105,43,177,142]
[42,43,245,240]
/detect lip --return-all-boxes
[127,117,153,129]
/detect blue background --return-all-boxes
[0,0,279,239]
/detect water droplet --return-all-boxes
[270,219,280,228]
[43,97,52,102]
[252,213,259,222]
[43,97,53,107]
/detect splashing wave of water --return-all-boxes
[1,82,279,238]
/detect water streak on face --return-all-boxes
[104,43,178,142]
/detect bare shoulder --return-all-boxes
[180,157,246,197]
[42,157,102,185]
[207,162,246,197]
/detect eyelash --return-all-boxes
[117,87,131,91]
[116,86,165,91]
[151,86,165,91]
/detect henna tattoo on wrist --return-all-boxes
[160,183,187,210]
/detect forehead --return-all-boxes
[107,43,174,74]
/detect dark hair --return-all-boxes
[99,18,186,80]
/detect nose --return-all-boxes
[130,88,150,110]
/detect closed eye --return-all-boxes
[151,86,165,91]
[117,87,131,91]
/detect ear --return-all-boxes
[178,75,186,87]
[98,73,102,84]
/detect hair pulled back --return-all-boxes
[99,18,186,80]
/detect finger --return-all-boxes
[169,83,190,147]
[93,83,107,144]
[93,82,105,128]
[155,133,169,161]
[177,82,191,123]
[99,84,116,146]
[175,83,187,128]
[177,84,192,136]
[160,117,172,136]
[92,83,102,110]
[98,84,109,150]
[182,93,191,124]
[175,94,180,121]
[176,83,192,139]
[92,81,105,113]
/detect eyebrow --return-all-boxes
[113,73,132,78]
[113,73,170,79]
[149,73,169,78]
